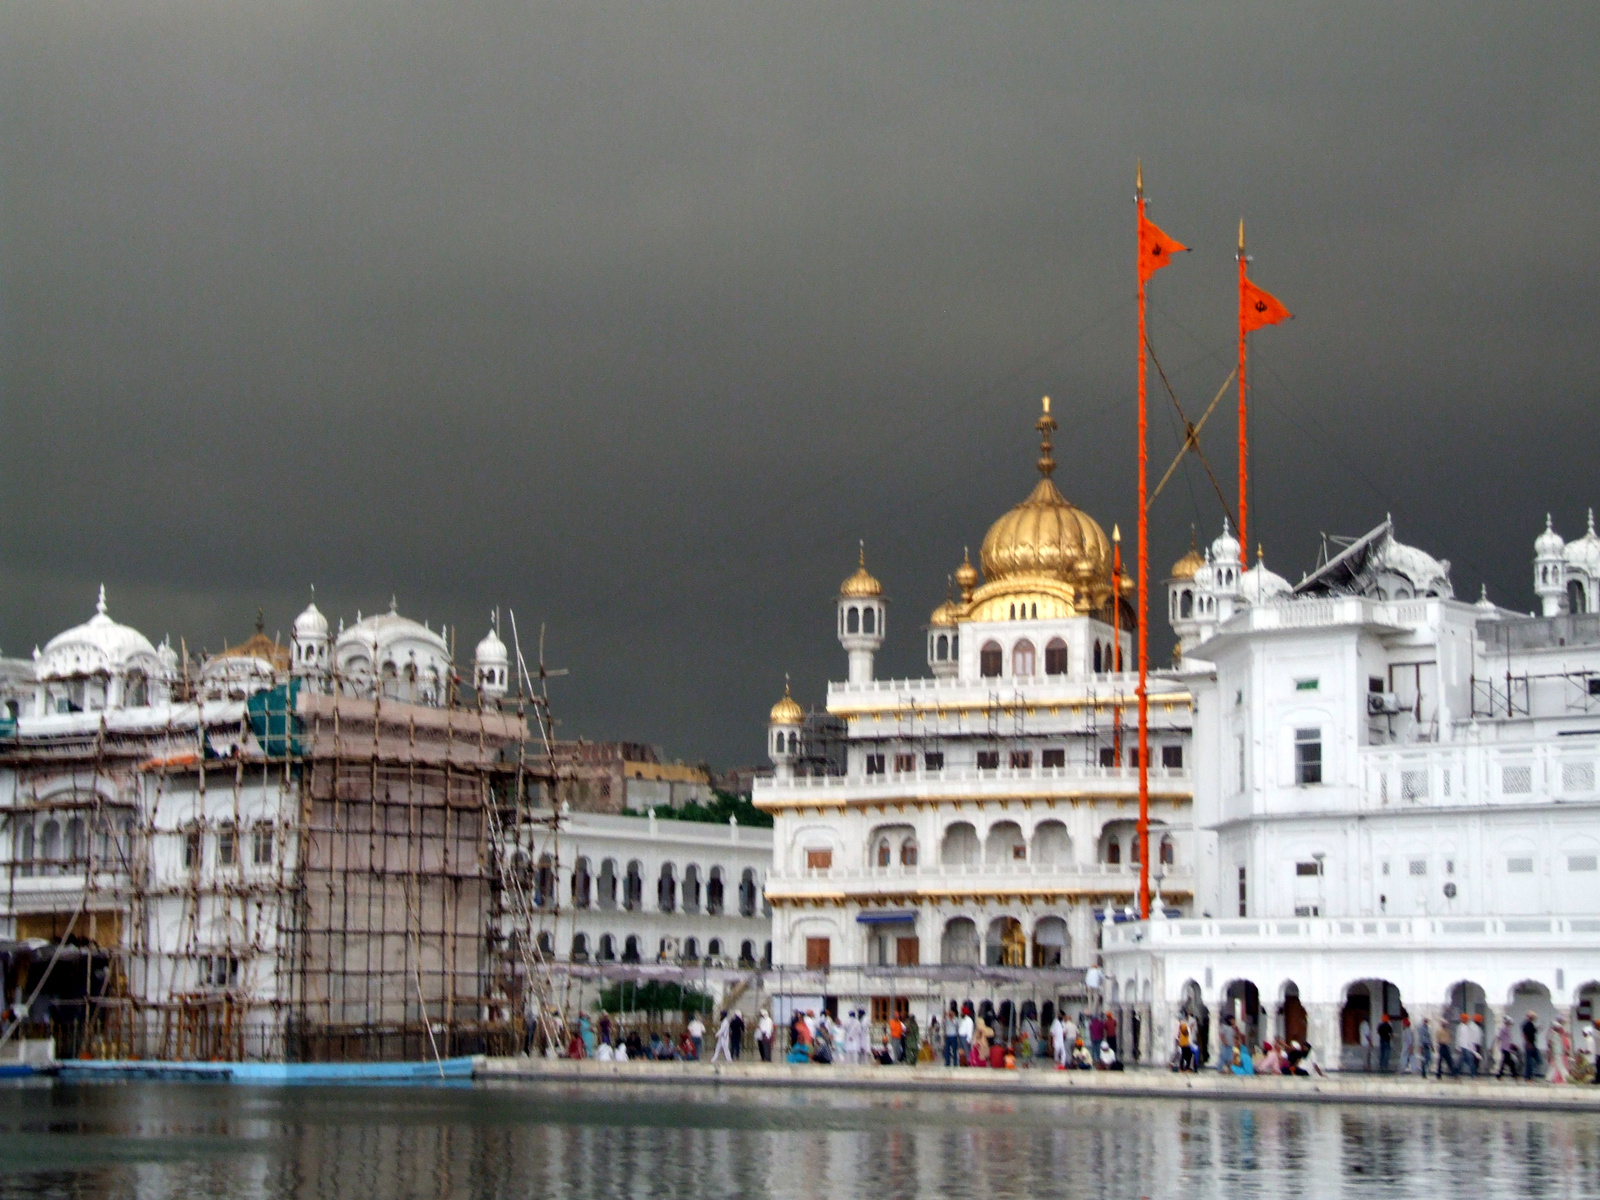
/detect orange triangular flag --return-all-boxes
[1138,212,1187,282]
[1241,276,1291,332]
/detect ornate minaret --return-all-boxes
[837,542,886,685]
[1535,514,1568,616]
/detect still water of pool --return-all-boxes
[0,1079,1595,1199]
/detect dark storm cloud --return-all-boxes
[3,2,1597,765]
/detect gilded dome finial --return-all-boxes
[839,542,883,598]
[1035,396,1058,478]
[955,547,979,602]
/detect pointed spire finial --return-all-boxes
[96,584,107,617]
[1136,159,1143,199]
[1589,508,1596,536]
[1257,543,1265,564]
[1112,524,1121,544]
[783,671,792,697]
[389,594,398,614]
[1035,396,1058,478]
[1238,218,1245,255]
[1222,517,1232,537]
[255,606,265,634]
[859,539,866,568]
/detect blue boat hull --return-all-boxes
[55,1056,476,1084]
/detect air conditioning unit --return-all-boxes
[1368,692,1403,715]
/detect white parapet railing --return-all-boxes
[1102,913,1600,949]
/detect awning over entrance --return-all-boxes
[856,911,917,925]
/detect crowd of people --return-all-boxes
[1168,1008,1600,1084]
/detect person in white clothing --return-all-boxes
[757,1010,775,1062]
[687,1014,707,1059]
[614,1040,628,1062]
[1050,1014,1067,1068]
[957,1011,975,1064]
[711,1011,734,1062]
[594,1040,615,1061]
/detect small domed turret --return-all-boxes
[475,619,509,700]
[837,543,886,685]
[1476,584,1501,620]
[926,577,960,679]
[292,593,331,678]
[768,678,803,780]
[1534,514,1568,617]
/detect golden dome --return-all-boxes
[769,680,804,725]
[964,397,1115,620]
[1170,546,1205,581]
[838,542,883,598]
[979,476,1112,584]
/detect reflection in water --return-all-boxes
[0,1080,1596,1199]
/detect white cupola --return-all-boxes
[1534,514,1567,616]
[836,542,886,686]
[475,618,510,701]
[292,592,331,679]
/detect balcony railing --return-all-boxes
[1103,912,1600,949]
[756,763,1190,793]
[769,860,1192,886]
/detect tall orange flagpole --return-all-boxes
[1237,218,1292,566]
[1136,166,1149,921]
[1135,162,1186,920]
[1237,220,1249,567]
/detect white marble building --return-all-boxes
[1103,516,1600,1065]
[755,401,1194,1022]
[518,808,774,974]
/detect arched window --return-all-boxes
[863,607,875,634]
[657,862,676,912]
[876,839,892,868]
[683,864,701,912]
[1093,642,1102,673]
[951,634,958,659]
[788,731,798,753]
[1045,638,1068,675]
[65,817,85,864]
[708,938,722,958]
[739,868,758,916]
[707,866,725,914]
[598,934,616,961]
[1571,580,1589,614]
[740,940,756,965]
[624,860,644,911]
[980,641,1003,678]
[598,859,618,909]
[847,606,860,634]
[901,837,918,866]
[1181,589,1194,618]
[1160,836,1175,866]
[622,935,640,963]
[1106,839,1121,865]
[40,820,60,874]
[936,634,949,660]
[537,931,554,956]
[571,933,589,961]
[683,937,699,961]
[16,823,33,878]
[774,731,784,754]
[1012,640,1036,677]
[572,858,591,909]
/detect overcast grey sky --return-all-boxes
[2,3,1597,766]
